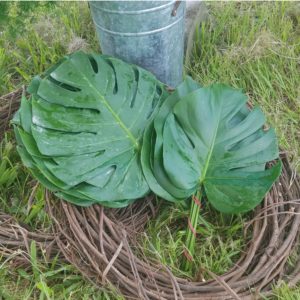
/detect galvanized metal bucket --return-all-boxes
[89,1,186,87]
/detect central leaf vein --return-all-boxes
[200,103,221,184]
[74,62,140,150]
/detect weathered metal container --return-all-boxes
[89,1,186,87]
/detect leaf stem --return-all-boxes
[183,189,202,272]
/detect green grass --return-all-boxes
[0,133,51,229]
[0,264,123,300]
[0,1,99,95]
[0,1,299,299]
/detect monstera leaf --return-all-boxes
[142,79,281,213]
[13,52,168,207]
[141,77,201,201]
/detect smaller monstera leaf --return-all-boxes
[142,81,281,213]
[13,52,168,207]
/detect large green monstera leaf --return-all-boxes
[142,78,281,213]
[13,52,168,207]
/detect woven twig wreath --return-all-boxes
[1,89,300,299]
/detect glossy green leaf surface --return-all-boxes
[13,52,168,207]
[142,80,281,213]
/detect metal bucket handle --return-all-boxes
[172,1,182,17]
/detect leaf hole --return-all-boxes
[174,115,195,149]
[130,67,139,108]
[88,55,99,74]
[75,107,101,115]
[229,166,243,171]
[50,158,59,166]
[95,150,105,157]
[146,85,163,119]
[102,165,117,187]
[34,124,97,135]
[48,76,81,92]
[106,59,118,94]
[153,85,162,109]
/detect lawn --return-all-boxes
[0,1,299,299]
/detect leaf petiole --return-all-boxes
[183,189,202,272]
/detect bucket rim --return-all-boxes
[94,15,184,37]
[89,1,177,15]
